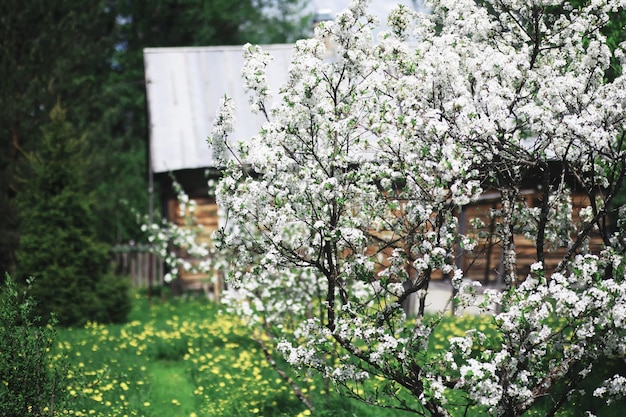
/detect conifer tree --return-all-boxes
[15,104,130,326]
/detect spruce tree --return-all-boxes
[15,104,130,326]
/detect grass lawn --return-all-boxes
[52,291,625,416]
[54,292,403,417]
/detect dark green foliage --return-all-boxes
[0,1,119,273]
[0,0,312,274]
[93,273,133,324]
[0,274,69,417]
[14,104,131,326]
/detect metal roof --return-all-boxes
[144,44,294,174]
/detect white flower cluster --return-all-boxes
[139,178,215,283]
[454,254,626,414]
[207,96,235,166]
[203,0,626,414]
[512,190,576,249]
[242,43,273,115]
[593,374,626,405]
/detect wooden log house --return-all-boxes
[145,46,608,300]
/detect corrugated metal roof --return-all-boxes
[144,44,294,173]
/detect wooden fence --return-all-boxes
[111,245,163,288]
[111,244,224,301]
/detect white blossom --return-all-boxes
[199,0,626,415]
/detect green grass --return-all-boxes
[147,360,198,415]
[51,292,624,417]
[53,293,396,417]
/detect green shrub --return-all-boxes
[0,274,69,416]
[93,273,132,324]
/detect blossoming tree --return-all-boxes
[208,0,626,415]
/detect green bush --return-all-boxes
[0,274,69,416]
[14,104,132,326]
[93,273,132,324]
